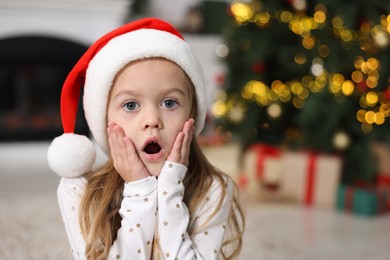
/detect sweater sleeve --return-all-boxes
[109,176,157,259]
[57,176,158,260]
[157,161,233,260]
[57,177,87,259]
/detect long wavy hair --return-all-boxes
[78,59,245,259]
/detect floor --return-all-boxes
[1,142,390,260]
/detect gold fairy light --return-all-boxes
[366,91,378,106]
[302,35,316,49]
[359,96,368,108]
[241,86,253,99]
[252,81,267,96]
[340,29,353,42]
[365,111,376,124]
[328,73,343,94]
[290,19,303,35]
[318,45,330,57]
[293,97,305,109]
[354,56,364,69]
[301,75,314,88]
[291,81,304,95]
[360,62,370,74]
[379,102,390,116]
[314,10,326,24]
[212,101,227,117]
[255,12,270,27]
[351,71,364,83]
[332,16,344,29]
[256,94,270,106]
[294,53,307,64]
[298,88,310,100]
[361,122,373,133]
[315,73,327,89]
[387,14,390,33]
[341,80,354,96]
[231,2,254,24]
[356,109,366,122]
[366,76,378,88]
[271,80,284,94]
[279,11,293,23]
[375,112,385,125]
[368,69,379,79]
[366,57,379,70]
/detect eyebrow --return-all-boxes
[113,87,187,100]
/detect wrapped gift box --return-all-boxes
[377,175,390,210]
[337,185,389,217]
[377,175,390,189]
[280,151,342,208]
[371,142,390,177]
[242,143,282,200]
[243,143,282,183]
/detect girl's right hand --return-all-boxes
[107,122,150,182]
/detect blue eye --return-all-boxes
[124,101,139,111]
[162,99,178,109]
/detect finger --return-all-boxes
[181,119,194,154]
[123,136,151,178]
[113,124,126,151]
[108,123,127,168]
[168,131,184,162]
[107,123,120,157]
[123,136,138,161]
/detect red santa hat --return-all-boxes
[47,18,206,177]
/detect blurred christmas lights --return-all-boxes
[215,0,390,135]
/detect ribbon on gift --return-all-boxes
[304,153,317,206]
[377,190,388,213]
[249,144,281,180]
[344,186,355,211]
[377,174,390,188]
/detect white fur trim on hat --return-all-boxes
[47,133,96,178]
[84,28,206,154]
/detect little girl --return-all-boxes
[48,18,244,259]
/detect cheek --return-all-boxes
[121,124,137,139]
[165,118,187,143]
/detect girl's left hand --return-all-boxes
[167,118,195,166]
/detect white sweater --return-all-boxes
[57,161,234,259]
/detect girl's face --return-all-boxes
[107,58,193,176]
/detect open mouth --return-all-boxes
[143,141,161,154]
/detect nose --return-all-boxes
[142,108,163,130]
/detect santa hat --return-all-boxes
[47,18,206,178]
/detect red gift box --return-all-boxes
[280,151,342,208]
[377,175,390,189]
[241,143,282,200]
[372,142,390,177]
[243,143,282,183]
[377,175,390,210]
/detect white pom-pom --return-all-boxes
[48,133,96,178]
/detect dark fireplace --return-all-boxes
[0,35,89,141]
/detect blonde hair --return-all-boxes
[79,59,245,259]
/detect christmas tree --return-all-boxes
[214,0,390,183]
